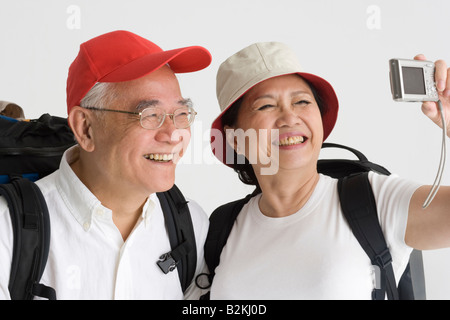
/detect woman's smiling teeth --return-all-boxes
[277,136,305,146]
[144,153,174,162]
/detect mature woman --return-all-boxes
[207,42,450,299]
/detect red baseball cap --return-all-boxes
[66,30,212,114]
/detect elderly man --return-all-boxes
[0,30,211,299]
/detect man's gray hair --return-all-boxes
[80,82,116,110]
[79,82,121,125]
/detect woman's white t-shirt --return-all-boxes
[210,173,421,300]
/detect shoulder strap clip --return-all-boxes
[157,253,178,274]
[373,248,393,270]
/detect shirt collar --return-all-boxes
[56,146,157,231]
[143,193,157,227]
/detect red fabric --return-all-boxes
[66,30,211,114]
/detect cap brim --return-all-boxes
[211,72,339,167]
[101,46,212,82]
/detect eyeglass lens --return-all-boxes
[140,107,195,129]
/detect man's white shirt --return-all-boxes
[0,146,209,299]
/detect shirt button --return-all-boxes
[95,208,104,216]
[83,221,90,231]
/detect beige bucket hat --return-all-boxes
[210,42,339,166]
[0,101,25,119]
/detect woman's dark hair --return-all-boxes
[220,76,324,187]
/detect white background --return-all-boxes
[1,0,449,299]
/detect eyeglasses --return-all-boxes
[83,106,197,130]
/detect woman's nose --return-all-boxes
[275,106,302,128]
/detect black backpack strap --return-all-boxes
[204,193,254,284]
[156,184,196,293]
[319,143,391,178]
[0,177,56,300]
[198,195,252,300]
[338,172,399,300]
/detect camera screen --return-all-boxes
[402,67,426,95]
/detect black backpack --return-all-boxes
[203,142,426,300]
[0,114,76,184]
[0,114,197,299]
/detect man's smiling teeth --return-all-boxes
[144,153,174,162]
[277,136,305,146]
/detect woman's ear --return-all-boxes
[68,106,96,152]
[224,125,242,155]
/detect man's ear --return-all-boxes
[68,106,96,152]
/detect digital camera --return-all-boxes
[389,58,439,102]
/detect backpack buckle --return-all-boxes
[157,252,178,274]
[373,248,392,269]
